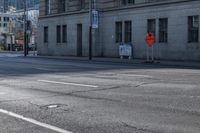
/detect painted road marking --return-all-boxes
[38,80,98,88]
[119,74,153,78]
[0,109,73,133]
[35,68,60,72]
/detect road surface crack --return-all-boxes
[23,86,122,102]
[121,122,160,133]
[0,83,123,103]
[68,93,120,102]
[67,86,121,94]
[0,94,59,104]
[134,82,154,88]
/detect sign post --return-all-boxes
[145,32,155,62]
[89,0,98,60]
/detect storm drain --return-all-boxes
[40,104,67,110]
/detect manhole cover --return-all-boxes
[40,104,67,110]
[48,105,59,108]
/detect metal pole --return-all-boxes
[24,0,27,56]
[89,26,92,60]
[89,0,93,60]
[152,45,154,62]
[146,46,149,61]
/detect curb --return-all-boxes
[25,55,200,69]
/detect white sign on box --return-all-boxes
[119,44,132,58]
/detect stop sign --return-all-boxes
[146,32,155,47]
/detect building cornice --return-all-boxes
[103,0,199,13]
[39,10,89,19]
[39,0,199,20]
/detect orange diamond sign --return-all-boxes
[146,32,155,47]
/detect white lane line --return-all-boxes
[38,80,98,88]
[120,74,153,78]
[0,92,6,95]
[35,68,59,71]
[0,109,73,133]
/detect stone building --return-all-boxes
[0,13,15,50]
[38,0,200,61]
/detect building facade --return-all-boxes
[38,0,200,61]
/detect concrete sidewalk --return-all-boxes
[1,51,200,68]
[27,54,200,68]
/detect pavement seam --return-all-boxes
[121,121,160,133]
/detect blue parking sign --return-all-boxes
[92,10,98,29]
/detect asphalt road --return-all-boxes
[0,55,200,133]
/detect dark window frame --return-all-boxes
[3,23,7,27]
[147,19,156,36]
[58,0,66,13]
[45,0,50,15]
[56,25,61,43]
[159,18,168,43]
[121,0,135,5]
[188,16,199,43]
[115,21,122,43]
[44,26,48,43]
[79,0,85,10]
[124,21,132,43]
[62,25,67,43]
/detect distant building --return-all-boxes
[0,13,15,50]
[38,0,200,61]
[0,0,4,12]
[15,0,39,10]
[0,0,39,13]
[13,9,39,46]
